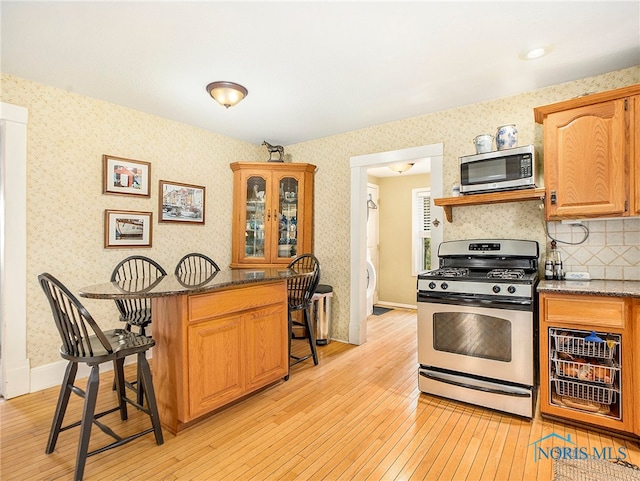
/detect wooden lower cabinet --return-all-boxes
[634,299,640,438]
[153,281,289,434]
[539,292,637,438]
[187,314,244,419]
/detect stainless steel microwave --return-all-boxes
[459,145,537,194]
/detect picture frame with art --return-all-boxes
[159,180,205,224]
[104,210,153,248]
[103,155,151,197]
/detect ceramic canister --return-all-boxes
[496,124,517,150]
[473,134,493,154]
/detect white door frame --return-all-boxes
[0,102,30,398]
[366,183,379,307]
[349,143,444,345]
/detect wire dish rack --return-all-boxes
[549,328,622,419]
[552,377,618,405]
[551,351,619,386]
[551,330,618,359]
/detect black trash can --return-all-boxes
[311,284,333,345]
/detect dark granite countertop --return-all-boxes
[79,267,310,299]
[537,279,640,298]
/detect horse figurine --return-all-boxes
[262,141,284,162]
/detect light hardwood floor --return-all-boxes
[1,308,639,480]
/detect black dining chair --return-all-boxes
[39,273,163,481]
[287,254,321,369]
[110,255,167,337]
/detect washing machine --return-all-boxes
[366,253,377,316]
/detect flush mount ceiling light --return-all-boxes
[388,162,415,174]
[206,81,248,109]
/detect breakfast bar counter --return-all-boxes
[78,267,300,299]
[80,268,309,434]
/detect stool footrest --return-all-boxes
[87,427,157,458]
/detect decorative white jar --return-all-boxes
[473,134,494,154]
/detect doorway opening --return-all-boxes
[0,102,30,399]
[349,143,444,345]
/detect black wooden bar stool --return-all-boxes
[110,255,166,404]
[287,254,321,369]
[39,273,164,481]
[174,252,220,286]
[111,255,167,336]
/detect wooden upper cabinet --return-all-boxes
[632,96,640,216]
[230,162,316,268]
[534,84,640,220]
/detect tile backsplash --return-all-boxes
[546,218,640,280]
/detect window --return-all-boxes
[412,188,432,275]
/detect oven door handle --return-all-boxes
[420,370,531,398]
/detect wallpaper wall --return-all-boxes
[2,66,639,370]
[2,74,260,367]
[287,66,639,341]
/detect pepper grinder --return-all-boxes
[544,244,554,280]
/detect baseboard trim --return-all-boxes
[29,351,150,394]
[375,301,417,310]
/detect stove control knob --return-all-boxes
[440,282,448,290]
[492,285,501,293]
[507,286,516,294]
[428,282,436,290]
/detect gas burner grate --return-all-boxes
[487,268,526,279]
[431,268,470,277]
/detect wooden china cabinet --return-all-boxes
[534,84,640,220]
[230,162,316,268]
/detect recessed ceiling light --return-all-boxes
[520,46,552,60]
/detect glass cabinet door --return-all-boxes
[244,176,267,259]
[277,176,299,260]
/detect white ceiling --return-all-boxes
[2,1,639,147]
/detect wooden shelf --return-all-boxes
[434,188,545,222]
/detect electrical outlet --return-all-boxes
[564,272,591,281]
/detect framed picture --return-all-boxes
[159,180,205,224]
[104,210,153,248]
[103,155,151,197]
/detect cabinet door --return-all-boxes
[633,299,640,437]
[632,96,640,216]
[544,99,627,219]
[245,303,288,390]
[273,171,306,263]
[236,170,271,265]
[187,314,244,419]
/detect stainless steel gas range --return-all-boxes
[417,239,540,418]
